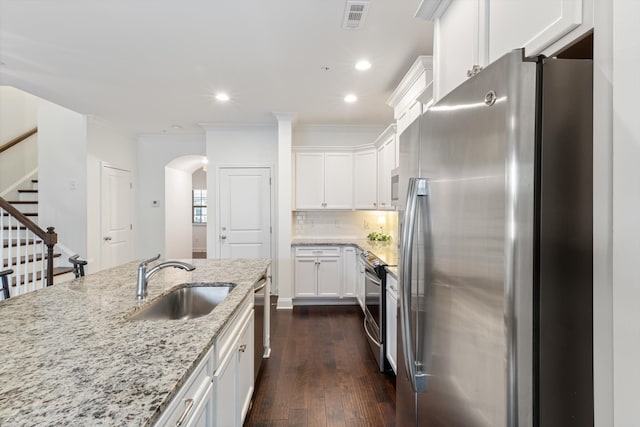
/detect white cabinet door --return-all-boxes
[237,311,254,425]
[434,0,487,100]
[212,308,254,427]
[317,257,341,297]
[324,153,353,209]
[489,0,584,61]
[354,149,378,209]
[294,257,318,297]
[356,257,365,312]
[377,136,397,209]
[342,247,356,297]
[295,152,325,209]
[213,345,236,427]
[186,383,214,427]
[385,280,398,374]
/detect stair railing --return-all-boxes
[0,127,37,155]
[0,196,56,300]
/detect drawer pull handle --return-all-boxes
[239,344,247,353]
[175,398,195,426]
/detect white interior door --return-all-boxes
[219,167,272,259]
[101,164,132,269]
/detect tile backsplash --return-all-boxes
[293,210,398,241]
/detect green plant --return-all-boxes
[367,231,391,241]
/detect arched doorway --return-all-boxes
[164,155,207,259]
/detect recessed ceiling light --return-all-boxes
[355,60,371,71]
[170,124,183,130]
[215,93,230,102]
[344,94,358,103]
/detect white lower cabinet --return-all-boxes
[294,246,342,298]
[356,253,366,312]
[154,294,254,427]
[188,383,214,427]
[385,273,398,374]
[213,300,254,427]
[342,246,357,297]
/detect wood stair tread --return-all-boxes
[6,201,37,204]
[3,225,29,230]
[2,212,37,216]
[3,253,61,268]
[10,267,73,287]
[3,239,43,248]
[17,189,38,193]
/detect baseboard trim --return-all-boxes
[276,298,293,310]
[293,297,358,306]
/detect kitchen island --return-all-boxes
[0,258,270,426]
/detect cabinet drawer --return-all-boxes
[154,346,214,426]
[294,246,340,257]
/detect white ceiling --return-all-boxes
[0,0,433,135]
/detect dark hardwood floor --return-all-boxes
[245,302,396,427]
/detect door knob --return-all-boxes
[104,236,112,241]
[220,235,227,240]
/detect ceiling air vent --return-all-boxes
[342,1,369,30]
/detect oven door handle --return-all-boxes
[365,270,382,287]
[363,315,381,347]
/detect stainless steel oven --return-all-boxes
[361,250,387,372]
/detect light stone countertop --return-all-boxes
[0,258,270,427]
[291,238,398,267]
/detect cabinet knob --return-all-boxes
[220,235,227,240]
[239,344,247,353]
[103,236,112,241]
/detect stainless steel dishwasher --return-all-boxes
[253,275,267,381]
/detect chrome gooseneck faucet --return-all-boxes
[136,254,196,300]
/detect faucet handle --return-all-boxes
[139,254,161,267]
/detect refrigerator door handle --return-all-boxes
[400,177,429,393]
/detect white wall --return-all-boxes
[37,102,88,262]
[0,86,41,196]
[612,0,640,424]
[164,166,192,259]
[203,124,277,259]
[293,124,385,148]
[293,210,398,241]
[87,117,136,272]
[136,134,205,258]
[593,0,614,425]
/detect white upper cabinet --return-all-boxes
[294,152,325,209]
[420,0,592,101]
[324,153,354,209]
[294,151,353,210]
[489,0,588,62]
[354,149,378,210]
[376,126,397,210]
[432,0,488,100]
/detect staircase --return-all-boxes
[1,179,75,301]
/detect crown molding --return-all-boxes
[386,56,434,109]
[415,0,453,21]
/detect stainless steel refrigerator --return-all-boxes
[396,49,593,427]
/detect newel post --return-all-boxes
[45,227,57,287]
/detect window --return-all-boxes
[193,189,207,223]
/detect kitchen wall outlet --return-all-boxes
[152,200,160,207]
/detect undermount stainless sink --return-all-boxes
[128,283,235,321]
